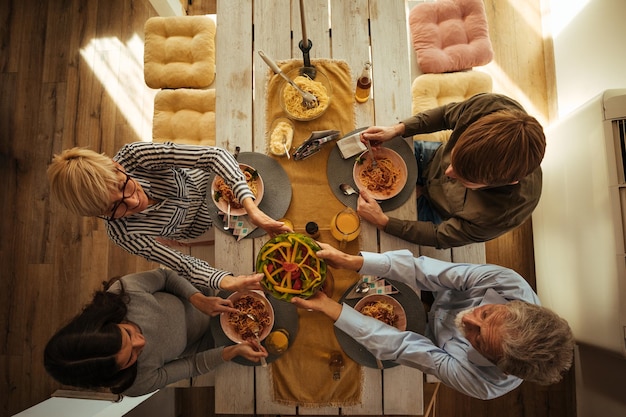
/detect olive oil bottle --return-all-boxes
[354,62,372,103]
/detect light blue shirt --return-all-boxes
[334,250,540,400]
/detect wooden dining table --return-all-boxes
[208,0,486,415]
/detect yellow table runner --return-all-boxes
[264,59,363,407]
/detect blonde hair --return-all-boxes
[452,111,546,185]
[47,148,119,216]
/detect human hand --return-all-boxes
[222,341,268,363]
[189,293,238,317]
[291,291,342,321]
[243,200,292,237]
[220,273,264,292]
[315,242,364,271]
[357,189,389,230]
[360,124,404,147]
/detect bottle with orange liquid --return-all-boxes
[330,207,361,248]
[354,62,372,103]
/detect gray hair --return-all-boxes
[498,300,574,384]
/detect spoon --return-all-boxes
[340,183,358,196]
[355,281,371,294]
[284,142,290,159]
[258,50,318,109]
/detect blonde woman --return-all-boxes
[48,141,290,291]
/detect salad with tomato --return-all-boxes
[256,233,327,301]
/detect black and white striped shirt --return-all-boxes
[106,142,255,289]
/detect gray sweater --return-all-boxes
[108,268,225,396]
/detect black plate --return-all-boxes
[207,152,292,239]
[210,290,299,366]
[327,129,418,212]
[334,279,426,369]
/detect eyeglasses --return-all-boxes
[103,169,137,221]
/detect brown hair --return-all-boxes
[451,111,546,185]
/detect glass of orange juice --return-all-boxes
[330,207,361,249]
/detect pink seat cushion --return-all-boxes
[409,0,493,74]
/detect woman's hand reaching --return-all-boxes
[189,293,239,317]
[243,198,292,237]
[220,273,264,292]
[222,341,268,363]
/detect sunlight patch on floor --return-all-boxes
[80,34,156,142]
[476,62,547,126]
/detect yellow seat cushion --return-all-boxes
[411,71,492,143]
[153,89,216,146]
[144,16,216,89]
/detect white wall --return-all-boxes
[542,1,626,416]
[548,0,626,117]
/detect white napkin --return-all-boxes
[219,212,258,241]
[337,132,367,159]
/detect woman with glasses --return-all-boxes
[44,268,268,397]
[47,142,290,291]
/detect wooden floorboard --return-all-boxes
[0,0,574,416]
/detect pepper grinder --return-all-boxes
[329,351,345,380]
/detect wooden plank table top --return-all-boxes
[210,1,478,415]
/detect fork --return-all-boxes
[258,50,319,110]
[364,139,378,168]
[247,314,268,367]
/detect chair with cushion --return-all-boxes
[152,88,216,147]
[144,16,216,89]
[411,70,492,143]
[409,0,493,74]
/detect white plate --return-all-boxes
[211,163,264,216]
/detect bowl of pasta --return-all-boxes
[211,163,264,216]
[354,294,406,331]
[353,147,408,200]
[220,290,275,343]
[279,68,332,122]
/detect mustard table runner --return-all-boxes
[264,59,363,407]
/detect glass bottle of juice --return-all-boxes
[354,62,372,103]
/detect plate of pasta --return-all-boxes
[354,294,407,331]
[280,68,332,121]
[220,290,275,343]
[353,147,408,200]
[211,163,264,216]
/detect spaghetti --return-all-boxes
[360,300,398,327]
[226,295,272,341]
[282,75,329,119]
[358,157,401,196]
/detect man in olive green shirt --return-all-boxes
[359,93,545,249]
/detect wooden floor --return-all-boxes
[0,0,574,416]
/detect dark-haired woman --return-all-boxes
[44,268,267,396]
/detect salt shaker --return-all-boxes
[329,351,345,380]
[305,221,320,239]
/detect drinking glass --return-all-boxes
[330,207,361,249]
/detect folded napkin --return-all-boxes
[362,275,399,295]
[218,211,258,241]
